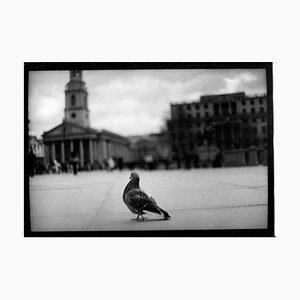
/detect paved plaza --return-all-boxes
[29,166,268,231]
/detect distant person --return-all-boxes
[213,153,222,168]
[108,157,115,171]
[53,159,61,173]
[184,155,191,169]
[70,151,79,175]
[102,158,108,170]
[61,162,68,173]
[28,147,36,177]
[117,157,124,171]
[144,154,153,170]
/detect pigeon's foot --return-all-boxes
[136,214,146,221]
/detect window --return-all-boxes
[187,105,191,110]
[262,126,267,133]
[242,100,246,105]
[231,102,237,115]
[251,100,254,105]
[196,113,200,119]
[221,102,229,116]
[205,112,209,118]
[204,104,208,109]
[253,127,258,135]
[214,103,220,116]
[251,108,255,114]
[71,112,76,119]
[260,107,264,113]
[243,109,247,114]
[196,104,199,110]
[259,99,263,105]
[71,94,76,106]
[252,118,256,123]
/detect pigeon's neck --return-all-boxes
[124,178,140,195]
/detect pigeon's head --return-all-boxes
[129,172,139,180]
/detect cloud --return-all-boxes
[220,70,266,95]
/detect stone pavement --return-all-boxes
[29,166,268,231]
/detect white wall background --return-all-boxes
[1,0,299,299]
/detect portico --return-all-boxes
[43,122,99,167]
[43,122,132,169]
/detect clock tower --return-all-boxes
[64,70,90,127]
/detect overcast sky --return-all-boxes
[28,69,267,138]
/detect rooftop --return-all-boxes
[171,92,267,106]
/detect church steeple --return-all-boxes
[64,70,90,127]
[70,70,82,81]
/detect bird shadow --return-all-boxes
[130,218,170,222]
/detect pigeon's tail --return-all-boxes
[157,206,171,220]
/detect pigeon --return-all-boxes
[123,172,171,221]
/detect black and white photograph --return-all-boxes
[25,63,274,236]
[4,1,300,300]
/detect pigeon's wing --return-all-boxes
[125,189,161,215]
[148,195,157,205]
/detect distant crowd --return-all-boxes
[29,149,127,177]
[28,147,226,177]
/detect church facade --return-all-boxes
[42,70,132,169]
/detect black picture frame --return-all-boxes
[24,62,274,237]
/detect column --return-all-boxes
[89,139,93,164]
[79,139,84,167]
[93,140,97,161]
[70,140,74,152]
[51,142,56,161]
[61,141,65,163]
[44,144,49,165]
[107,140,110,158]
[103,140,107,159]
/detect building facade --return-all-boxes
[29,135,45,160]
[42,71,132,169]
[168,92,268,167]
[129,132,172,168]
